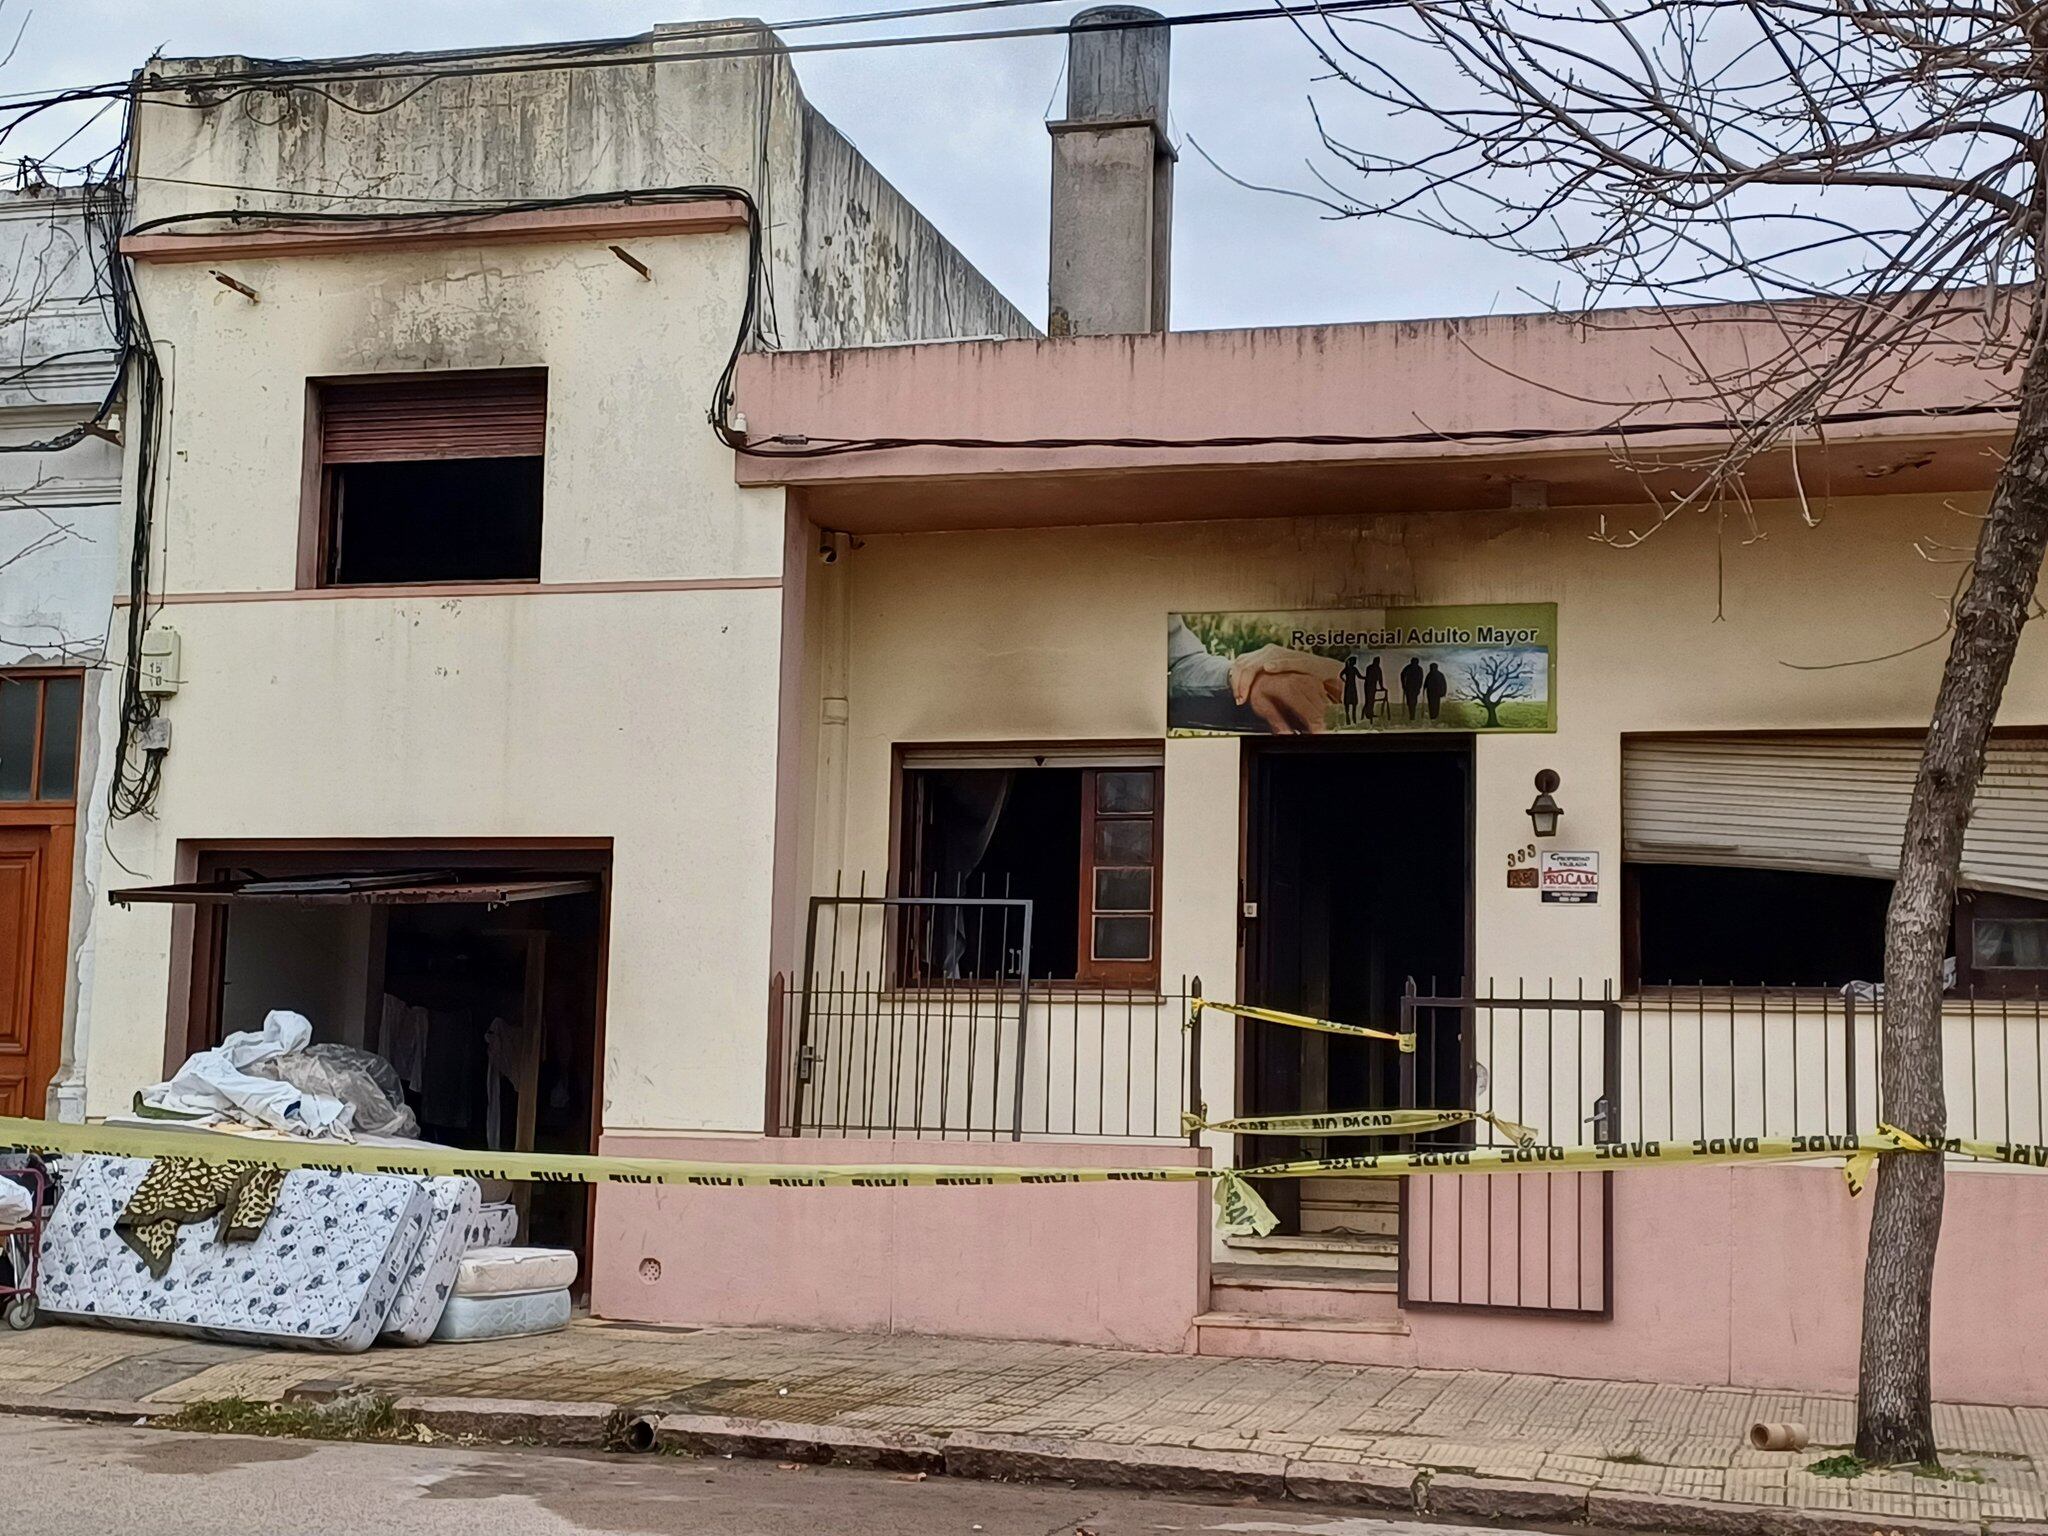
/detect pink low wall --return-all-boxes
[1376,1164,2048,1404]
[589,1136,1210,1354]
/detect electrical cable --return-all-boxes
[734,400,2018,458]
[0,3,1398,125]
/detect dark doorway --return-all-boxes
[1242,743,1469,1232]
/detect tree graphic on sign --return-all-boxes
[1458,652,1534,727]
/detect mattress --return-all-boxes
[431,1287,571,1343]
[469,1202,519,1249]
[453,1245,577,1298]
[379,1177,482,1346]
[38,1154,431,1353]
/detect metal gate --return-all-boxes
[1396,989,1621,1316]
[783,891,1035,1140]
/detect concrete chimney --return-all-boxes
[1047,5,1173,336]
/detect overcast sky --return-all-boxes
[5,0,1562,332]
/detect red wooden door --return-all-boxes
[0,823,69,1118]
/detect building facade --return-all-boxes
[0,184,123,1123]
[57,14,2048,1407]
[76,27,1030,1263]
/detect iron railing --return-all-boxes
[770,884,1193,1140]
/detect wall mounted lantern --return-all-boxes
[1526,769,1563,838]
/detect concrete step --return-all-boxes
[1220,1233,1399,1273]
[1298,1175,1399,1206]
[1299,1202,1398,1237]
[1194,1309,1412,1363]
[1212,1268,1400,1323]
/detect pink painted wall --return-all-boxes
[590,1135,1210,1354]
[1373,1165,2048,1404]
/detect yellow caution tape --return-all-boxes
[1215,1170,1279,1238]
[0,1117,2028,1246]
[1192,997,1417,1054]
[1182,1106,1537,1146]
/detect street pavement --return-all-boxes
[0,1414,1564,1536]
[5,1320,2043,1531]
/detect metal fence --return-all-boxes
[769,886,1193,1141]
[1388,982,2048,1314]
[1390,981,2048,1150]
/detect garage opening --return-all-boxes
[115,846,609,1270]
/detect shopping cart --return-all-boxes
[0,1164,49,1330]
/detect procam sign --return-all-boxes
[1539,850,1600,904]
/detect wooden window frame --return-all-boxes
[1076,766,1161,987]
[1955,889,2048,999]
[297,368,548,591]
[0,669,83,808]
[891,750,1163,992]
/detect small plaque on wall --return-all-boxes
[1539,850,1600,904]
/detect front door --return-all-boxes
[1242,742,1470,1232]
[0,671,85,1118]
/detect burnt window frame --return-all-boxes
[892,749,1164,992]
[298,368,548,591]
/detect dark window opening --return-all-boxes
[0,671,81,804]
[310,369,546,588]
[328,457,543,585]
[898,761,1161,987]
[1628,863,1896,989]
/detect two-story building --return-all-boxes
[76,23,1030,1262]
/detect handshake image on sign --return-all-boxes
[1226,645,1348,735]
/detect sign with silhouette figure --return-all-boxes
[1168,603,1556,736]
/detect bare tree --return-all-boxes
[1457,650,1535,726]
[1240,0,2048,1462]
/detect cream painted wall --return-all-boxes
[135,234,782,592]
[86,233,788,1131]
[814,492,2047,1138]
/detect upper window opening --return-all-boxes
[313,370,546,587]
[898,759,1162,988]
[0,671,81,804]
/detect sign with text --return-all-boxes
[1168,604,1557,736]
[1539,850,1600,904]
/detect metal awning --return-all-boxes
[109,870,599,908]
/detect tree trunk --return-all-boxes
[1856,329,2048,1464]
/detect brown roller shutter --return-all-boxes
[320,370,546,463]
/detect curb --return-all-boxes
[0,1394,162,1425]
[7,1389,2043,1536]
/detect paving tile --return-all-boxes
[11,1317,2047,1525]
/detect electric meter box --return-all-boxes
[139,626,181,696]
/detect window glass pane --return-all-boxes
[1094,867,1152,913]
[36,674,80,801]
[1096,770,1155,814]
[1975,918,2048,970]
[1094,819,1153,863]
[1092,915,1152,961]
[0,680,35,800]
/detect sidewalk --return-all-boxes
[5,1319,2044,1534]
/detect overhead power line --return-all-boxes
[0,2,1396,119]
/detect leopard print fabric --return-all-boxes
[116,1157,288,1278]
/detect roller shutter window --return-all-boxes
[320,371,547,463]
[1621,734,2048,899]
[315,370,547,587]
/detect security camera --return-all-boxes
[819,541,838,565]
